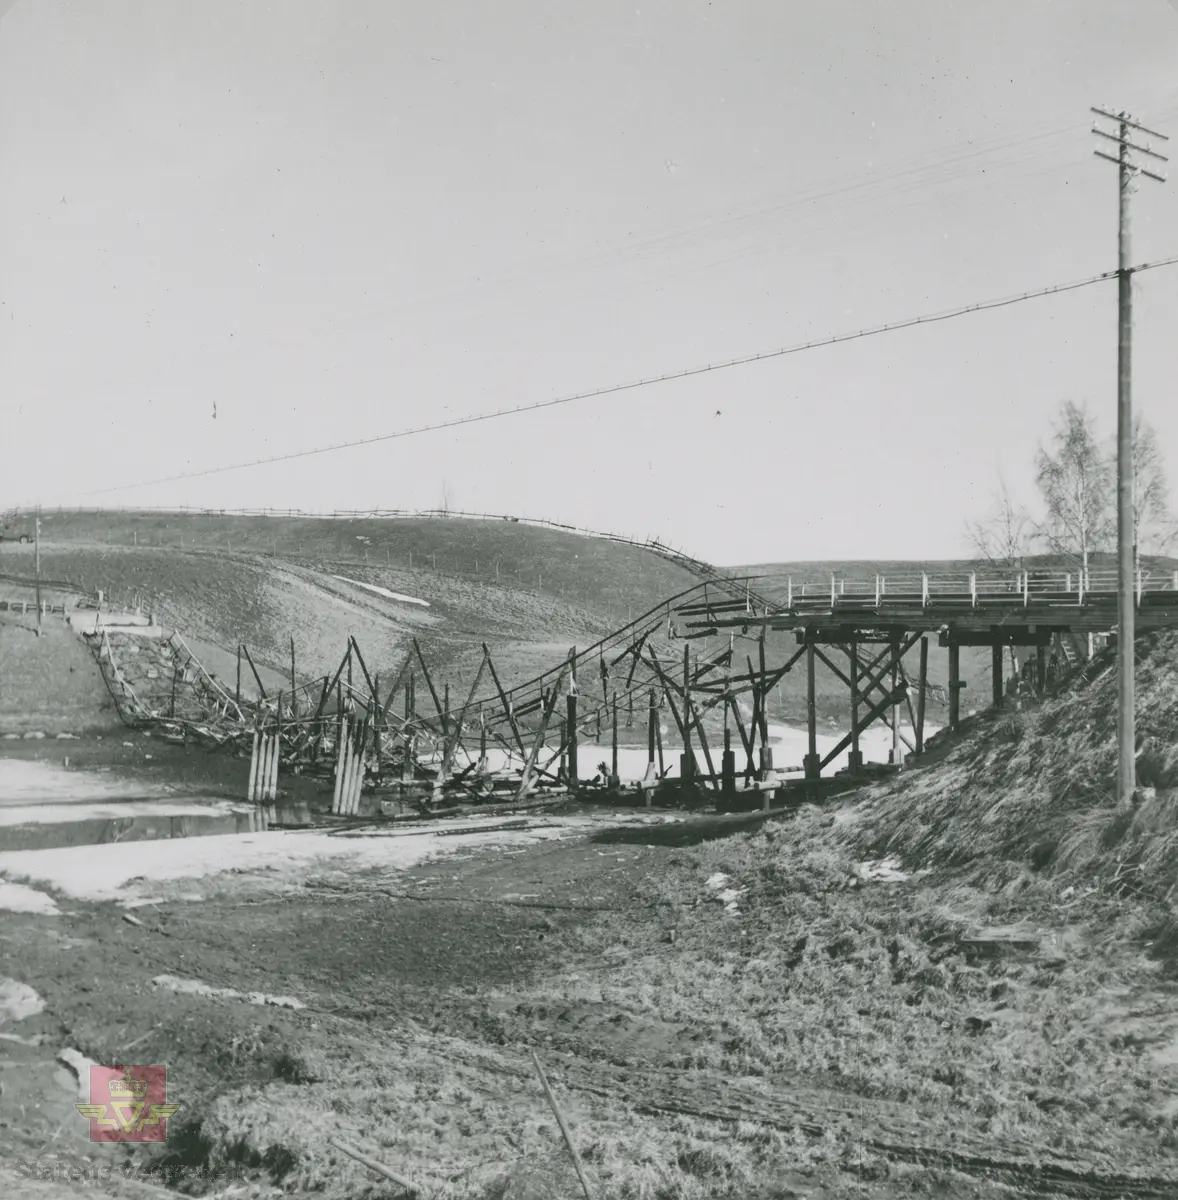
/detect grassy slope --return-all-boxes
[33,510,700,621]
[0,613,122,733]
[16,545,621,693]
[11,511,705,706]
[847,628,1178,899]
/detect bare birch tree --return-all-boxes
[965,475,1032,672]
[1034,400,1112,585]
[1132,414,1176,577]
[965,474,1032,572]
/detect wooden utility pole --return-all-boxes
[1092,106,1168,807]
[34,510,42,637]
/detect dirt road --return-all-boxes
[3,792,1176,1199]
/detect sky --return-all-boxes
[2,0,1178,565]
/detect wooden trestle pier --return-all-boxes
[89,564,1178,811]
[677,567,1178,781]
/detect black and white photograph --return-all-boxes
[2,2,1178,1197]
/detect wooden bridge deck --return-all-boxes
[676,569,1178,637]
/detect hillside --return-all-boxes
[0,510,711,710]
[0,612,121,734]
[28,509,703,622]
[845,628,1178,900]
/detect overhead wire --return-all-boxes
[84,254,1178,498]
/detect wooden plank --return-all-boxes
[348,636,381,715]
[686,693,718,788]
[646,648,688,747]
[240,644,268,701]
[314,648,351,721]
[484,643,527,759]
[412,639,447,734]
[516,672,567,801]
[819,683,905,771]
[377,653,413,722]
[916,636,928,755]
[441,650,489,779]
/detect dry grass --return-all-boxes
[845,630,1178,903]
[0,613,121,733]
[495,818,1178,1165]
[149,818,1178,1198]
[32,511,701,621]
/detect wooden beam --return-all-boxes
[484,644,527,760]
[240,644,268,701]
[915,636,928,755]
[348,636,381,715]
[441,650,488,779]
[804,641,818,779]
[515,672,566,801]
[849,634,861,771]
[412,639,447,735]
[811,643,853,691]
[940,629,1053,648]
[315,648,352,721]
[726,692,754,774]
[683,688,718,789]
[647,648,689,748]
[819,682,907,771]
[567,691,579,788]
[378,653,413,722]
[948,642,961,730]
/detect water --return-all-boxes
[0,759,274,853]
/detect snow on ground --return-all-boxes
[330,574,430,607]
[0,814,599,905]
[0,879,59,915]
[152,974,305,1009]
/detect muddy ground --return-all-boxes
[4,784,1177,1200]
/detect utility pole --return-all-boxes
[34,509,42,638]
[1092,106,1168,808]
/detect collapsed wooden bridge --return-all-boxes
[86,564,1178,813]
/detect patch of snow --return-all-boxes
[0,815,593,904]
[57,1048,100,1098]
[0,880,59,915]
[0,978,45,1022]
[704,872,730,890]
[855,857,913,883]
[330,574,430,607]
[152,974,304,1010]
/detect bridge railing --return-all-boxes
[738,567,1178,613]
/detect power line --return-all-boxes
[84,255,1178,498]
